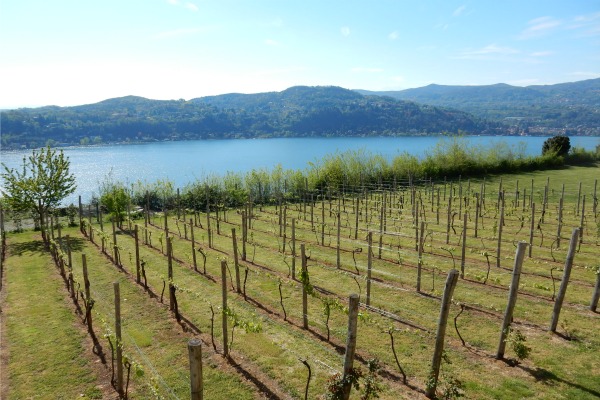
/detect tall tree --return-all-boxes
[1,147,77,238]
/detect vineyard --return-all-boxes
[1,165,599,399]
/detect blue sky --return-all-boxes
[1,0,599,108]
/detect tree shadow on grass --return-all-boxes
[8,240,47,256]
[9,236,86,256]
[516,363,600,398]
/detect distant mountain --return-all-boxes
[0,86,503,149]
[356,78,600,135]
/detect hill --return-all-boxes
[0,86,503,149]
[356,78,600,136]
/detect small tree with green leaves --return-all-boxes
[1,146,76,239]
[542,135,570,157]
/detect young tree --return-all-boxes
[542,135,571,157]
[1,147,76,238]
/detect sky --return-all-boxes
[0,0,599,109]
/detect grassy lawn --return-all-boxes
[1,230,103,399]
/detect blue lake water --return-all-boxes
[1,136,599,204]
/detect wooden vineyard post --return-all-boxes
[579,195,585,245]
[366,232,373,306]
[167,239,175,312]
[232,228,241,293]
[114,282,124,398]
[134,225,141,284]
[301,244,308,329]
[460,212,467,278]
[206,186,212,249]
[446,196,452,244]
[188,338,203,400]
[576,181,582,216]
[529,203,535,258]
[556,198,563,248]
[112,220,119,265]
[291,218,296,280]
[66,235,75,298]
[426,269,459,399]
[336,212,341,269]
[496,207,504,269]
[379,192,385,259]
[78,195,84,233]
[474,193,479,238]
[549,228,580,332]
[164,210,169,238]
[417,221,424,292]
[221,260,229,357]
[190,219,197,271]
[354,196,360,240]
[82,254,93,333]
[241,211,247,261]
[321,197,325,246]
[341,293,360,400]
[496,241,527,359]
[593,179,598,217]
[590,272,600,312]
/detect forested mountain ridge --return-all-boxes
[356,78,600,136]
[0,86,503,149]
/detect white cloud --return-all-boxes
[456,44,519,59]
[265,39,279,46]
[453,5,466,17]
[351,67,384,73]
[340,26,351,37]
[519,16,561,39]
[185,2,198,11]
[167,0,179,5]
[388,31,399,40]
[568,12,600,36]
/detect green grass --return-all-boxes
[2,230,101,399]
[2,163,600,399]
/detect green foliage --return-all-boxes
[99,180,130,223]
[542,135,571,156]
[0,146,76,222]
[0,86,502,149]
[325,368,362,400]
[505,328,531,361]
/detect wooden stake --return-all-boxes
[417,221,424,292]
[232,228,241,293]
[341,293,360,400]
[221,260,229,357]
[496,207,504,269]
[529,203,535,258]
[496,242,527,359]
[366,232,373,306]
[82,254,92,332]
[549,228,580,332]
[190,219,197,271]
[590,272,600,312]
[134,225,140,284]
[426,269,459,399]
[114,282,124,397]
[301,244,308,329]
[291,218,296,280]
[460,213,467,278]
[188,338,203,400]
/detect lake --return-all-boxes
[1,135,599,204]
